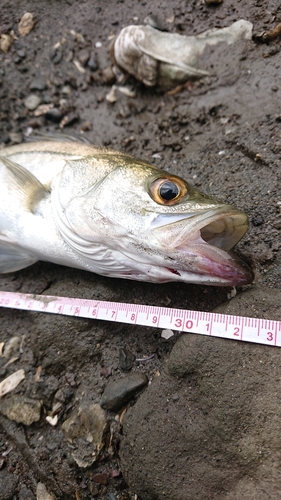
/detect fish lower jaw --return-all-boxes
[166,242,254,286]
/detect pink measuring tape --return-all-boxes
[0,290,280,347]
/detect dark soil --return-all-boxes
[0,1,281,499]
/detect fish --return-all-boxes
[111,20,253,88]
[0,140,253,286]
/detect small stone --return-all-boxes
[44,107,63,123]
[100,365,112,378]
[18,12,34,36]
[0,470,18,499]
[61,403,108,467]
[92,472,108,485]
[78,48,90,66]
[18,484,36,500]
[252,215,264,226]
[118,348,135,371]
[9,132,23,144]
[0,134,10,144]
[161,329,174,340]
[59,112,79,128]
[30,78,47,91]
[36,483,55,500]
[100,372,148,411]
[81,121,92,131]
[0,34,13,53]
[102,66,115,84]
[50,48,63,65]
[88,51,98,70]
[88,482,99,496]
[0,395,42,425]
[17,49,26,58]
[61,85,72,95]
[24,94,41,110]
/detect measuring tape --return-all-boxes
[0,290,280,347]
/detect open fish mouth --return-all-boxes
[151,208,254,286]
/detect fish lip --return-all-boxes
[151,207,254,286]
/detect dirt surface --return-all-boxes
[0,1,281,499]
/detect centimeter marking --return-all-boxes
[0,290,280,347]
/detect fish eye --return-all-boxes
[159,181,179,200]
[149,176,188,205]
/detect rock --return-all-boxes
[100,372,148,411]
[0,395,42,425]
[24,94,41,111]
[30,78,47,91]
[0,469,18,500]
[18,13,34,36]
[88,52,98,71]
[18,484,36,500]
[50,48,63,65]
[92,472,108,485]
[78,48,90,66]
[36,483,55,500]
[61,403,108,467]
[9,132,23,144]
[44,107,62,123]
[102,66,115,84]
[118,348,135,371]
[119,286,281,499]
[88,482,99,496]
[0,34,13,53]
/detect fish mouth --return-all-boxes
[152,208,254,286]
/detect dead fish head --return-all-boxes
[55,153,253,286]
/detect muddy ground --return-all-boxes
[0,1,281,499]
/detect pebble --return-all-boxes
[118,348,135,371]
[92,472,108,485]
[29,78,47,91]
[0,469,18,500]
[18,484,36,500]
[61,403,108,467]
[59,112,79,128]
[102,66,116,84]
[0,134,10,144]
[17,49,26,58]
[0,395,42,425]
[61,85,72,95]
[50,47,63,65]
[24,94,41,110]
[100,372,148,411]
[36,483,55,500]
[78,48,90,66]
[44,107,63,123]
[88,51,99,71]
[88,482,99,496]
[9,132,23,144]
[81,121,92,131]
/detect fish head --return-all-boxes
[58,154,253,286]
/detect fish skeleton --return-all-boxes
[0,140,253,286]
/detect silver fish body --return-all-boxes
[0,141,253,286]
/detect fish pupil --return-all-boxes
[159,181,179,200]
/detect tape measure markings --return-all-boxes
[0,290,280,347]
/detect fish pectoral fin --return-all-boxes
[0,237,38,273]
[0,156,50,213]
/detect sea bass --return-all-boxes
[0,141,253,286]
